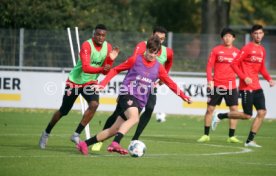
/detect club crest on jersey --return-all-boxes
[250,56,262,62]
[232,52,237,58]
[66,90,72,96]
[127,99,133,106]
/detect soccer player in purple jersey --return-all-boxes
[76,35,192,155]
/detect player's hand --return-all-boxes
[158,80,164,86]
[109,47,120,61]
[244,77,252,85]
[207,81,214,89]
[269,80,275,87]
[90,84,105,92]
[103,64,111,72]
[184,97,192,104]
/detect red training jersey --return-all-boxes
[99,55,189,101]
[206,44,239,89]
[133,41,174,72]
[231,42,272,90]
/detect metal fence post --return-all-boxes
[167,31,173,48]
[19,28,24,70]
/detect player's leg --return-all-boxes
[92,98,121,151]
[107,107,140,155]
[224,89,242,143]
[71,86,99,144]
[198,88,222,142]
[245,89,266,147]
[77,114,125,155]
[102,104,120,130]
[107,94,141,154]
[216,90,252,120]
[227,105,242,143]
[132,93,156,140]
[197,105,215,142]
[39,86,78,149]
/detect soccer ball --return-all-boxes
[128,140,146,157]
[155,112,166,122]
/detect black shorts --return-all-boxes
[240,89,266,116]
[207,87,238,106]
[59,85,99,116]
[116,94,142,120]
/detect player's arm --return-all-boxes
[259,50,275,86]
[206,50,215,89]
[158,65,192,103]
[80,41,106,74]
[259,50,272,81]
[164,48,174,72]
[99,56,136,88]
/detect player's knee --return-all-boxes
[88,101,99,111]
[257,110,267,118]
[59,108,70,116]
[206,107,214,116]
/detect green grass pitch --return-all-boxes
[0,108,276,176]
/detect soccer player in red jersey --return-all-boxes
[76,35,191,155]
[39,24,119,149]
[92,26,174,151]
[211,24,275,147]
[197,28,241,143]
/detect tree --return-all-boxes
[201,0,231,34]
[230,0,276,27]
[149,0,201,33]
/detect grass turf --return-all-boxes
[0,108,276,176]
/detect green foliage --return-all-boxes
[1,0,276,33]
[148,0,201,32]
[230,0,276,26]
[0,0,200,32]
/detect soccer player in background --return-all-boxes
[197,28,241,143]
[76,35,191,155]
[92,26,174,151]
[39,24,119,149]
[211,24,275,147]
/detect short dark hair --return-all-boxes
[153,26,167,34]
[95,24,107,31]
[251,24,263,33]
[146,35,161,52]
[220,27,236,38]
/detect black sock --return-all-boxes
[218,113,228,120]
[132,108,154,140]
[85,136,98,146]
[113,132,124,144]
[229,128,235,137]
[204,126,210,136]
[246,131,256,143]
[75,123,85,134]
[45,123,54,134]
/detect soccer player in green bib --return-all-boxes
[39,24,119,149]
